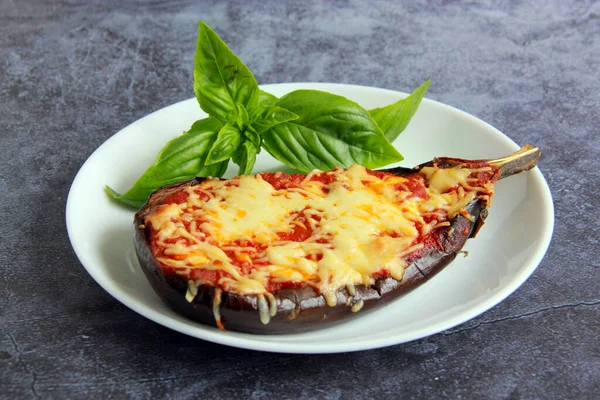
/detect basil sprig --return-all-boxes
[106,21,429,208]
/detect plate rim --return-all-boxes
[66,82,554,354]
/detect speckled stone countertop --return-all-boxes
[2,1,599,398]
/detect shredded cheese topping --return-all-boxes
[145,164,495,307]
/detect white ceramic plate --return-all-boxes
[66,83,554,354]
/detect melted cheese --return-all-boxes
[145,164,493,303]
[420,166,472,194]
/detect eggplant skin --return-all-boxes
[133,173,486,335]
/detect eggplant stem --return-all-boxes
[488,144,541,180]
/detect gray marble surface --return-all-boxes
[2,0,599,398]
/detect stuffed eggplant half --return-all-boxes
[134,145,541,334]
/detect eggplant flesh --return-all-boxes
[133,145,541,334]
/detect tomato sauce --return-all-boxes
[162,191,189,205]
[190,268,232,282]
[366,170,394,180]
[397,175,428,199]
[260,169,357,190]
[277,223,312,242]
[371,269,391,279]
[259,172,305,190]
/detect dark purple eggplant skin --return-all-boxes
[133,160,491,334]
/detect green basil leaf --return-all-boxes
[194,21,259,121]
[248,90,279,121]
[232,141,258,176]
[105,117,224,208]
[257,89,278,106]
[369,79,431,142]
[197,159,229,178]
[261,90,403,172]
[205,122,243,165]
[251,105,299,134]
